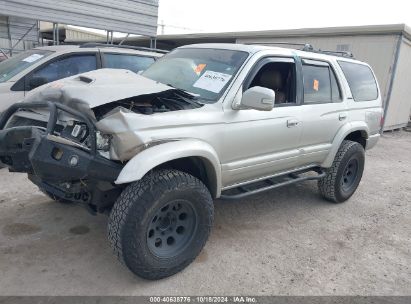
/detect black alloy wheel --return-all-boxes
[147,199,198,258]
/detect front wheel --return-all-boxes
[318,140,365,203]
[108,169,214,280]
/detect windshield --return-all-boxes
[0,50,53,83]
[142,48,249,102]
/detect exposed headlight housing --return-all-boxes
[96,131,112,152]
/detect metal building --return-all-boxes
[40,23,106,44]
[0,0,159,54]
[0,15,39,56]
[126,24,411,131]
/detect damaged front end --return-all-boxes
[0,70,205,212]
[0,101,123,213]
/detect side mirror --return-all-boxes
[239,86,275,111]
[29,76,48,90]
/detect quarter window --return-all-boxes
[338,61,378,101]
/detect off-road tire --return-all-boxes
[108,169,214,280]
[318,140,365,203]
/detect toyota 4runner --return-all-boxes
[0,43,383,280]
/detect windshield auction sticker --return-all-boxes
[22,54,44,63]
[193,70,232,93]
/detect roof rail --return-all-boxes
[79,43,169,54]
[314,49,354,58]
[244,42,314,51]
[244,42,354,58]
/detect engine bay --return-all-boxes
[92,90,203,120]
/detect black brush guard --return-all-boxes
[0,102,123,209]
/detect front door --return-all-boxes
[220,57,304,188]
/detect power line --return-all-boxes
[158,20,203,34]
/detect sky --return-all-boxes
[72,0,410,37]
[157,0,411,35]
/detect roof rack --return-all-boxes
[245,41,314,51]
[313,49,354,58]
[79,43,169,54]
[245,42,354,58]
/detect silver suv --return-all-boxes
[0,43,383,280]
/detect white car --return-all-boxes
[0,44,164,113]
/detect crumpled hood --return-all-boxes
[24,68,174,110]
[18,68,205,162]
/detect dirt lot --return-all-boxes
[0,131,410,296]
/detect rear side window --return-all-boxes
[338,61,378,101]
[302,62,341,104]
[103,54,155,73]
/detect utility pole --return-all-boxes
[160,20,165,35]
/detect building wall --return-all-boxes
[237,35,398,109]
[0,37,37,53]
[384,37,411,129]
[0,15,39,55]
[0,0,158,37]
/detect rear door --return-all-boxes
[296,58,348,167]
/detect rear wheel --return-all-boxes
[318,140,365,203]
[108,169,214,280]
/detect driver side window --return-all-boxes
[26,54,97,90]
[247,59,297,105]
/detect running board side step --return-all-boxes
[220,169,326,200]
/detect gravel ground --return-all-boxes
[0,131,410,296]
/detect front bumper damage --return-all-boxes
[0,102,124,212]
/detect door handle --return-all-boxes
[339,113,348,121]
[287,119,300,127]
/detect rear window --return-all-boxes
[338,61,378,101]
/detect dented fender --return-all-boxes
[115,139,222,198]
